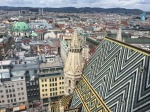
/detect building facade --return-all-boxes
[0,60,28,108]
[39,55,64,105]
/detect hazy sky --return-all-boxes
[0,0,149,11]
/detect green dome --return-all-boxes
[31,32,38,37]
[12,22,30,32]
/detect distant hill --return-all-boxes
[0,6,144,14]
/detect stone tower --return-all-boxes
[116,20,122,41]
[64,30,83,95]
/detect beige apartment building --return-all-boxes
[38,55,64,105]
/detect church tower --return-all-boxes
[116,20,123,41]
[64,30,83,95]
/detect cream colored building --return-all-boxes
[39,55,65,105]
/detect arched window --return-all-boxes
[76,81,79,85]
[69,80,71,86]
[68,89,71,94]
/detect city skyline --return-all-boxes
[0,0,149,11]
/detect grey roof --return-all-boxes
[11,63,39,71]
[40,56,63,68]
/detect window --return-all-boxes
[36,80,38,84]
[55,78,57,81]
[13,94,16,97]
[19,98,21,100]
[60,87,61,89]
[7,95,9,98]
[12,89,15,92]
[20,82,23,85]
[52,78,54,82]
[7,100,10,103]
[55,88,57,91]
[21,77,23,79]
[62,91,64,93]
[11,99,13,102]
[50,93,52,96]
[33,82,35,85]
[9,89,11,92]
[62,82,64,84]
[43,94,44,96]
[68,89,71,94]
[76,81,79,85]
[62,77,64,80]
[22,97,24,100]
[49,79,51,82]
[42,84,44,87]
[59,82,61,85]
[50,88,52,91]
[6,90,8,93]
[42,89,44,92]
[18,93,20,95]
[1,95,4,98]
[22,93,24,95]
[69,80,71,86]
[45,89,47,91]
[2,100,4,103]
[50,84,51,87]
[55,83,57,86]
[45,84,47,87]
[21,88,23,90]
[10,94,12,97]
[14,99,16,102]
[0,90,3,93]
[45,79,47,82]
[59,77,61,80]
[17,88,20,91]
[45,94,47,96]
[42,79,44,82]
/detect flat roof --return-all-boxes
[40,56,63,68]
[12,64,39,71]
[0,60,11,65]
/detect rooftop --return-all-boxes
[40,56,63,68]
[0,60,11,65]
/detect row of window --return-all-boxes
[42,91,64,97]
[41,77,64,82]
[6,89,15,93]
[0,82,24,90]
[0,97,25,104]
[0,100,5,103]
[42,82,64,87]
[27,81,38,85]
[1,92,25,98]
[7,99,16,103]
